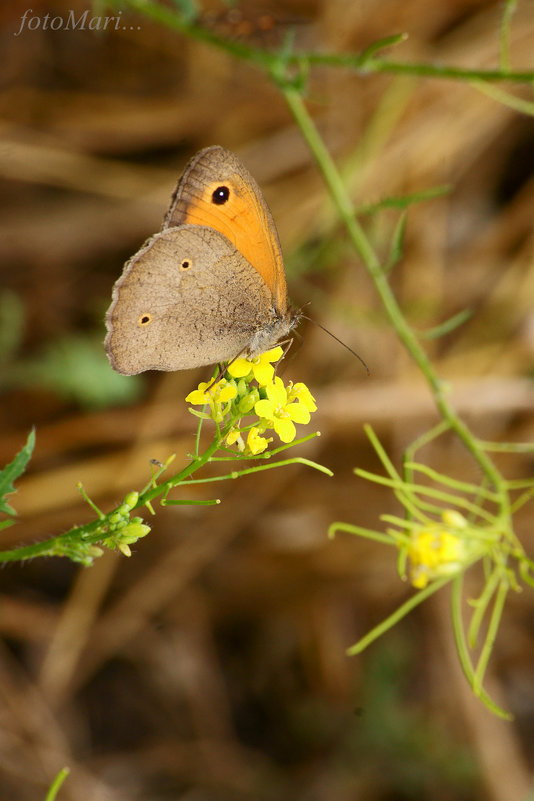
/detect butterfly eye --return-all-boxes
[138,313,152,326]
[211,185,230,205]
[180,259,192,270]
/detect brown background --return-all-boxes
[1,1,534,799]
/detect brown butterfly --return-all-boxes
[105,146,295,375]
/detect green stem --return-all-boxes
[404,462,501,501]
[45,768,70,801]
[328,521,396,545]
[0,539,69,562]
[0,436,223,562]
[178,456,333,483]
[358,59,534,83]
[474,575,509,691]
[0,428,329,562]
[467,566,501,649]
[347,577,450,654]
[451,575,511,719]
[280,85,507,498]
[355,470,499,524]
[118,1,534,84]
[138,435,222,505]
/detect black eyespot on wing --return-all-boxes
[212,185,230,205]
[138,313,152,326]
[180,259,191,270]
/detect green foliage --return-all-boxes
[330,423,534,719]
[0,429,35,524]
[12,335,144,409]
[0,290,143,409]
[0,370,328,565]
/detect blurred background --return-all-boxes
[2,0,534,799]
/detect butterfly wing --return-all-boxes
[163,146,287,313]
[105,226,276,375]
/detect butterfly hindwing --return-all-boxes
[105,226,274,374]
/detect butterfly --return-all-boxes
[105,146,295,375]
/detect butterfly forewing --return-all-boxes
[163,146,287,312]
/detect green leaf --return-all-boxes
[384,210,407,272]
[0,429,35,516]
[421,308,473,339]
[359,32,408,63]
[356,184,451,216]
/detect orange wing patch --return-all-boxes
[163,147,287,313]
[184,179,285,306]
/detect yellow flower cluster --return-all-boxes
[185,347,317,455]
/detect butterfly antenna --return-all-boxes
[300,313,371,376]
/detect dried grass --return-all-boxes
[1,1,534,799]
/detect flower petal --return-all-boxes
[290,382,317,412]
[263,345,284,362]
[273,417,296,443]
[186,391,204,404]
[265,376,287,406]
[286,402,311,425]
[246,426,270,455]
[219,384,237,402]
[227,358,253,378]
[253,361,275,386]
[226,428,241,445]
[254,399,275,420]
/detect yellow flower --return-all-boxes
[406,511,471,589]
[287,381,317,412]
[186,379,236,405]
[227,346,284,386]
[246,426,271,455]
[255,376,311,443]
[186,379,237,421]
[226,426,245,451]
